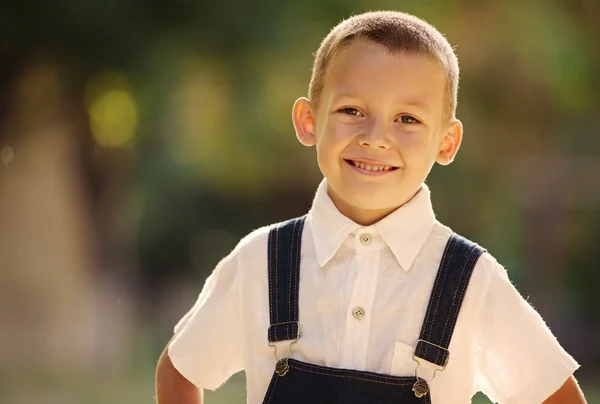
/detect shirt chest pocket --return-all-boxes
[390,341,418,376]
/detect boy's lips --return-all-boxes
[343,158,399,173]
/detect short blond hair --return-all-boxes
[309,11,459,120]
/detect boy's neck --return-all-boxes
[326,186,421,226]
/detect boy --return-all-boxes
[156,11,586,404]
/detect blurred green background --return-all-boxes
[0,0,599,402]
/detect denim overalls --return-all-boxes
[262,216,484,404]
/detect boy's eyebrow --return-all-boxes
[400,99,429,111]
[331,92,362,100]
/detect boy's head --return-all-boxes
[292,11,464,225]
[309,11,460,121]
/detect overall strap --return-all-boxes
[414,234,485,368]
[267,215,307,343]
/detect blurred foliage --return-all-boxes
[4,0,600,324]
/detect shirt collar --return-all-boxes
[307,179,436,271]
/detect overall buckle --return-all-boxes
[411,339,449,398]
[268,321,300,377]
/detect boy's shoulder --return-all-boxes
[232,215,307,260]
[432,221,501,277]
[431,223,513,320]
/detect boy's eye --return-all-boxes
[399,115,419,124]
[340,107,363,117]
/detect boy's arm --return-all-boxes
[156,338,203,404]
[155,237,247,403]
[542,376,586,404]
[473,258,581,403]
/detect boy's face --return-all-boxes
[293,40,463,225]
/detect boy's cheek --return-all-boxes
[394,131,424,147]
[315,130,345,152]
[320,119,356,139]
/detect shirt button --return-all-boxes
[359,233,372,245]
[352,306,365,320]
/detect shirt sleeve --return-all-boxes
[168,248,243,390]
[474,261,579,404]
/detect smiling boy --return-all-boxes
[156,11,586,404]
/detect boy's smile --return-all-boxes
[344,157,399,174]
[292,40,463,225]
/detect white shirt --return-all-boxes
[168,179,579,404]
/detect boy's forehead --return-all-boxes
[323,41,445,108]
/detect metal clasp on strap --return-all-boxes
[411,340,449,398]
[268,321,299,377]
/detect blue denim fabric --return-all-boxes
[263,216,484,404]
[263,359,430,404]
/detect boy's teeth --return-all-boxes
[352,160,392,171]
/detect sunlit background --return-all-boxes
[1,1,599,403]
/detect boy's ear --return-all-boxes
[292,97,316,147]
[436,119,463,166]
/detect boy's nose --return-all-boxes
[358,123,392,150]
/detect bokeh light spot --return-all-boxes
[85,72,138,148]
